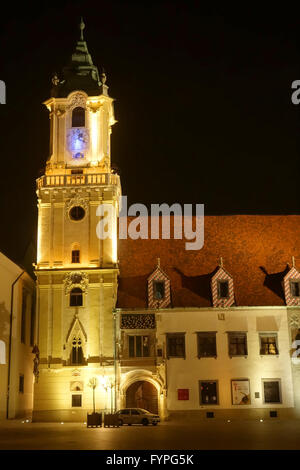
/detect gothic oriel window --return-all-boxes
[70,288,83,307]
[72,106,85,127]
[128,335,149,357]
[71,337,84,365]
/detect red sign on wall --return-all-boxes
[178,389,189,400]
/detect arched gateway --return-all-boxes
[126,380,158,414]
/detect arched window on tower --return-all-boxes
[71,336,84,365]
[0,340,6,364]
[72,107,85,127]
[70,288,83,307]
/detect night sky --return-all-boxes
[1,2,300,266]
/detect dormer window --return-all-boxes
[211,260,234,308]
[217,280,229,299]
[153,281,165,300]
[72,107,85,127]
[147,259,171,308]
[284,265,300,306]
[290,280,300,297]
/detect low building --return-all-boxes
[116,216,300,420]
[0,251,36,420]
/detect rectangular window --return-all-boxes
[228,332,248,356]
[128,335,149,358]
[30,293,35,347]
[70,288,83,307]
[19,374,24,393]
[217,280,229,298]
[263,380,281,404]
[72,250,80,263]
[167,333,185,358]
[199,380,218,405]
[178,389,189,400]
[259,333,278,355]
[290,280,300,297]
[197,332,217,358]
[21,288,27,344]
[153,281,165,300]
[72,394,82,407]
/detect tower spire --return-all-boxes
[79,17,85,41]
[51,19,108,98]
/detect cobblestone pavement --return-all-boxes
[0,419,299,450]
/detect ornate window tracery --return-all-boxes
[71,336,84,365]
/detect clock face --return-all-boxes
[67,128,89,153]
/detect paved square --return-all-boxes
[0,419,300,450]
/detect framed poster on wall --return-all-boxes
[231,379,251,405]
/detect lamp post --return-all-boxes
[88,377,98,414]
[100,375,115,414]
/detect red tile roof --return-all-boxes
[117,215,300,308]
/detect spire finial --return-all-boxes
[292,256,296,268]
[157,257,160,268]
[79,17,85,41]
[219,256,223,268]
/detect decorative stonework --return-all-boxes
[67,92,87,111]
[121,314,156,329]
[54,107,66,118]
[70,381,84,391]
[65,194,89,217]
[289,312,300,329]
[64,272,89,295]
[87,103,102,113]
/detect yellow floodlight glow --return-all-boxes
[111,205,117,264]
[90,112,98,161]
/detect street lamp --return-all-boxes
[100,375,115,414]
[88,377,98,414]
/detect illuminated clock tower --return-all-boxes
[33,20,121,421]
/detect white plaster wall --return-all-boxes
[157,307,294,411]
